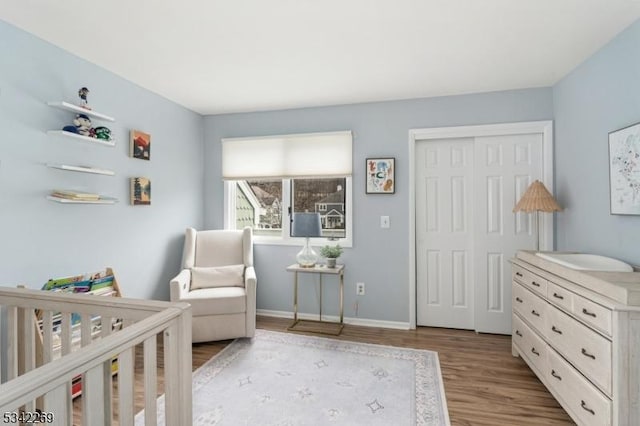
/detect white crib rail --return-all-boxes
[0,287,192,426]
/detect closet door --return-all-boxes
[415,132,542,333]
[473,133,541,333]
[416,138,475,329]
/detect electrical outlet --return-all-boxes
[356,282,365,296]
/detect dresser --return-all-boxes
[511,251,640,426]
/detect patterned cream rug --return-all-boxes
[136,329,449,425]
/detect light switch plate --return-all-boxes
[380,216,390,228]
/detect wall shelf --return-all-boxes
[47,101,115,122]
[47,130,115,147]
[46,163,115,176]
[47,195,118,204]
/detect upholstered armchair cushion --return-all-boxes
[181,287,247,316]
[190,265,245,289]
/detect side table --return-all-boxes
[286,263,344,336]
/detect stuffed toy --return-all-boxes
[94,126,112,141]
[73,113,92,136]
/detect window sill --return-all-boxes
[253,236,352,249]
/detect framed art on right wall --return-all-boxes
[366,157,395,194]
[609,121,640,215]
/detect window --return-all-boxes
[225,177,352,245]
[222,131,352,246]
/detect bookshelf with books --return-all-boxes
[25,267,123,399]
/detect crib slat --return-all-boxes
[22,307,36,412]
[42,311,54,364]
[44,384,69,426]
[118,347,135,426]
[82,364,105,426]
[143,336,158,426]
[163,322,179,426]
[7,306,18,382]
[102,315,113,337]
[81,313,92,347]
[60,312,72,356]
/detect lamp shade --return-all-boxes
[291,213,322,237]
[513,180,563,213]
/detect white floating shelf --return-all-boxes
[47,130,116,147]
[47,101,115,122]
[47,195,118,204]
[46,163,115,176]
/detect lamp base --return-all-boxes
[296,238,318,268]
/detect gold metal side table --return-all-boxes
[286,263,344,336]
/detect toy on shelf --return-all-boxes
[94,126,112,141]
[62,113,92,136]
[78,87,91,110]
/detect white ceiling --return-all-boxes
[2,1,640,115]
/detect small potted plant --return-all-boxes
[320,244,343,268]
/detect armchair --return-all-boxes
[170,227,256,342]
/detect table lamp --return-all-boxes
[513,180,563,251]
[292,212,322,267]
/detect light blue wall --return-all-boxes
[0,20,204,299]
[204,89,554,324]
[553,20,640,265]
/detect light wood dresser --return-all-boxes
[511,251,640,426]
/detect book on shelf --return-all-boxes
[90,275,114,291]
[42,269,115,294]
[50,189,101,201]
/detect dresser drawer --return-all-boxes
[546,349,611,426]
[512,313,547,373]
[513,264,547,297]
[572,295,612,336]
[513,282,547,334]
[547,281,573,312]
[545,306,612,396]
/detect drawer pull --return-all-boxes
[515,330,523,337]
[531,310,540,317]
[552,292,564,300]
[531,347,540,356]
[581,348,596,360]
[516,272,523,277]
[551,325,563,334]
[551,370,562,381]
[582,308,597,318]
[515,297,523,303]
[531,281,541,287]
[581,400,595,415]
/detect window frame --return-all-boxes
[224,177,353,247]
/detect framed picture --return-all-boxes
[130,130,151,160]
[609,121,640,215]
[366,158,395,194]
[130,177,151,205]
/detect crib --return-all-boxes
[0,286,192,425]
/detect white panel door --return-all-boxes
[474,133,542,333]
[416,138,475,329]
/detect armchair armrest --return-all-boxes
[170,269,191,301]
[244,265,257,337]
[244,266,257,292]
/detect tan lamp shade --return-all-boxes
[513,180,563,213]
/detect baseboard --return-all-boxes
[257,309,410,330]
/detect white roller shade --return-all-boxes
[222,131,352,179]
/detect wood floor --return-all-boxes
[74,316,575,425]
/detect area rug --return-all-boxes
[136,329,449,425]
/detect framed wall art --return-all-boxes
[609,122,640,215]
[366,157,395,194]
[130,129,151,160]
[130,177,151,205]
